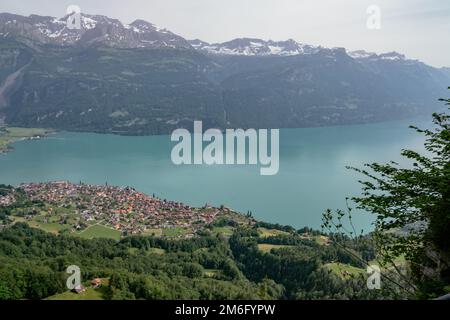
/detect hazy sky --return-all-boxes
[1,0,449,67]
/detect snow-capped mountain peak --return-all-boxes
[348,50,377,59]
[0,12,416,63]
[378,51,405,61]
[188,38,320,57]
[0,12,191,49]
[349,50,406,61]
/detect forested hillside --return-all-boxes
[0,219,405,300]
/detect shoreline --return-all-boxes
[3,114,431,139]
[0,126,54,154]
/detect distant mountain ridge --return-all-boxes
[0,12,428,61]
[0,12,192,49]
[188,38,320,56]
[0,12,449,134]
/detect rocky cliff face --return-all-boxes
[0,13,192,49]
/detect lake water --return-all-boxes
[0,120,428,231]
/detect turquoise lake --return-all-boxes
[0,120,428,231]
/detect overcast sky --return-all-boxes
[1,0,449,67]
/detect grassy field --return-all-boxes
[147,247,166,255]
[47,279,110,300]
[257,227,290,238]
[204,269,220,278]
[0,127,52,152]
[314,235,330,245]
[257,243,293,253]
[29,222,69,234]
[142,228,163,236]
[127,247,166,255]
[11,216,26,223]
[162,227,192,237]
[47,287,106,300]
[12,215,71,235]
[77,224,122,241]
[127,247,140,255]
[324,262,365,279]
[212,226,234,236]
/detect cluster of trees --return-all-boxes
[0,221,397,300]
[323,90,450,299]
[254,221,296,233]
[1,186,49,219]
[0,223,285,300]
[229,228,404,299]
[0,185,14,223]
[0,184,14,196]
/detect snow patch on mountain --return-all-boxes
[189,38,320,57]
[348,50,376,59]
[0,11,420,64]
[0,12,191,49]
[349,50,406,62]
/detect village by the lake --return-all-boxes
[0,181,251,239]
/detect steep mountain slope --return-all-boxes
[0,12,192,49]
[0,12,449,134]
[214,49,449,128]
[0,39,224,134]
[188,38,319,56]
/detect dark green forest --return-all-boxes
[0,221,405,300]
